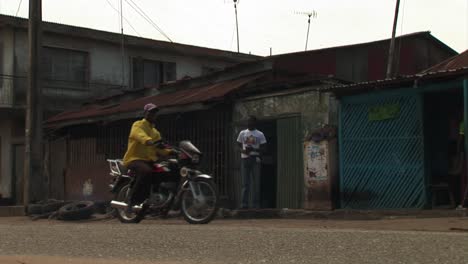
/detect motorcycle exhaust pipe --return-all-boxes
[110,200,142,212]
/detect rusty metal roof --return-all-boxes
[47,73,266,125]
[421,49,468,73]
[325,50,468,97]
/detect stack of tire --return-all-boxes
[27,200,95,220]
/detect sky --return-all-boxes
[0,0,467,56]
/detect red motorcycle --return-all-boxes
[108,140,218,224]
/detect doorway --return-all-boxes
[256,120,277,208]
[424,89,464,207]
[255,115,304,209]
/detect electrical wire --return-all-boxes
[123,0,173,42]
[125,0,172,42]
[105,0,142,37]
[126,0,171,41]
[15,0,22,16]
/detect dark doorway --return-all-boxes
[256,120,277,208]
[424,89,464,207]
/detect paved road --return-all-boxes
[0,218,467,264]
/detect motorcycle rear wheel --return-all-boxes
[115,184,146,224]
[181,178,218,224]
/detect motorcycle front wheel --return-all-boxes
[181,178,218,224]
[115,184,146,224]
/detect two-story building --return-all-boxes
[0,14,258,204]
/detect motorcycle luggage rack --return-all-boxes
[107,159,126,176]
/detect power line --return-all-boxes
[124,0,173,42]
[16,0,22,16]
[105,0,142,37]
[126,0,172,41]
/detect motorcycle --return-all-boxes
[107,140,218,224]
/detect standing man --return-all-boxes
[237,116,267,209]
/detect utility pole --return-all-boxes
[24,0,44,205]
[386,0,400,78]
[120,0,125,88]
[233,0,240,53]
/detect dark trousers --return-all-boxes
[127,160,153,205]
[241,156,261,208]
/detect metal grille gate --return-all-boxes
[340,93,426,209]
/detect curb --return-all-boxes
[217,208,468,220]
[0,206,26,217]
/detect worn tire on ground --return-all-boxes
[57,201,95,220]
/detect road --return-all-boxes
[0,217,467,264]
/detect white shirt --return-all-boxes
[237,129,267,159]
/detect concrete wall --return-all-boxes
[233,87,334,137]
[10,29,236,111]
[0,27,15,106]
[0,117,12,198]
[231,87,338,209]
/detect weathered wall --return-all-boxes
[231,87,338,209]
[12,29,237,109]
[233,88,333,137]
[0,27,15,106]
[0,117,12,198]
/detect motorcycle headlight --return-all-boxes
[191,154,200,164]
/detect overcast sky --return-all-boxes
[0,0,467,56]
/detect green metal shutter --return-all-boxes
[277,116,304,209]
[340,93,426,209]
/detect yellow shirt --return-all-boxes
[123,119,170,166]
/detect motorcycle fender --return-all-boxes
[180,174,212,189]
[195,174,213,180]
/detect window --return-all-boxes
[42,47,88,88]
[133,58,176,89]
[202,66,221,75]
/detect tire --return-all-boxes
[57,201,95,220]
[27,200,71,215]
[27,203,44,215]
[181,178,218,224]
[42,201,71,213]
[115,184,146,224]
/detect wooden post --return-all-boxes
[386,0,400,78]
[24,0,44,205]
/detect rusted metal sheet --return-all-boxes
[47,73,265,124]
[57,107,232,201]
[48,137,67,200]
[422,50,468,73]
[65,136,108,201]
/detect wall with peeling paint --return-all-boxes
[231,85,339,209]
[233,87,336,138]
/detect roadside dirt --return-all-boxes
[0,216,467,233]
[0,255,180,264]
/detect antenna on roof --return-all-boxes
[295,10,317,51]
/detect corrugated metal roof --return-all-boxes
[421,50,468,73]
[325,49,468,96]
[47,73,266,124]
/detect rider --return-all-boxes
[122,103,173,210]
